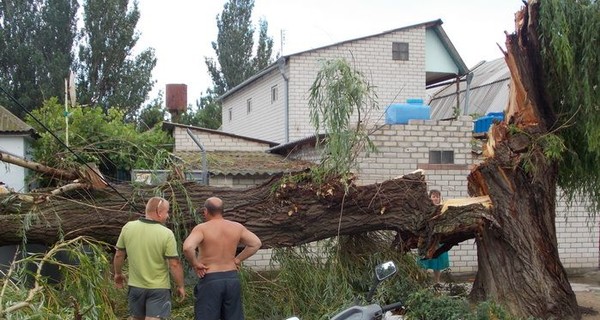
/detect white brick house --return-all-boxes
[219,19,468,144]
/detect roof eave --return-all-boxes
[430,23,469,76]
[216,62,283,102]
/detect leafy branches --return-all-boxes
[538,0,600,212]
[0,237,120,319]
[308,58,378,185]
[26,98,172,184]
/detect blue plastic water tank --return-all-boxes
[385,99,431,124]
[474,112,505,133]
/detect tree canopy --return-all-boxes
[0,0,78,117]
[538,0,600,213]
[182,0,274,130]
[76,0,156,120]
[26,98,172,184]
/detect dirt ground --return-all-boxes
[578,291,600,320]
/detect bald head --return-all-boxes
[204,197,223,216]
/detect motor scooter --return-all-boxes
[286,260,404,320]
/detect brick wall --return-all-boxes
[287,27,426,142]
[256,118,599,273]
[221,26,428,144]
[174,127,272,152]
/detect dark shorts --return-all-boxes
[128,286,172,318]
[194,270,244,320]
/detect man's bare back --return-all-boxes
[183,197,261,278]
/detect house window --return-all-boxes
[429,150,454,164]
[271,85,278,103]
[392,42,409,61]
[246,98,252,114]
[228,108,232,121]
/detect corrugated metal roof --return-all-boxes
[174,151,314,176]
[0,104,36,134]
[428,58,510,119]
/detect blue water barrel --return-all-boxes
[385,99,431,124]
[474,112,504,133]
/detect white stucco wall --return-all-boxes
[220,69,287,143]
[0,136,29,192]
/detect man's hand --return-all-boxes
[175,286,186,302]
[114,273,125,289]
[234,257,241,270]
[194,263,209,278]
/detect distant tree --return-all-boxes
[0,0,78,117]
[253,18,274,72]
[180,90,221,130]
[76,0,156,120]
[199,0,274,129]
[137,91,166,132]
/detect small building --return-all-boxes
[157,122,313,188]
[0,105,38,192]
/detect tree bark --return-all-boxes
[467,1,580,318]
[0,172,493,256]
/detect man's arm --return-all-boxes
[167,258,186,300]
[113,249,126,288]
[182,226,208,277]
[234,228,262,266]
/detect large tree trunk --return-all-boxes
[467,1,579,318]
[0,172,492,254]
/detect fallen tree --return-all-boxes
[0,169,492,257]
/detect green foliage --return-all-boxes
[233,234,427,320]
[538,0,600,213]
[405,289,473,320]
[180,90,222,129]
[253,18,274,71]
[77,0,156,120]
[0,237,121,319]
[136,91,166,132]
[26,98,172,184]
[308,58,378,185]
[0,0,78,117]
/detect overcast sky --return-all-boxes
[136,0,523,106]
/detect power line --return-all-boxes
[0,85,143,215]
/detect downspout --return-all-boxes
[463,72,474,116]
[186,129,208,185]
[277,57,289,143]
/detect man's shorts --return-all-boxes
[128,286,172,318]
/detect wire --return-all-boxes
[0,85,143,215]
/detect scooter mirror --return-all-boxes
[285,317,300,320]
[375,261,397,281]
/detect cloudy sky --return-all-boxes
[136,0,523,106]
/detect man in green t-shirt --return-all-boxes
[114,197,186,319]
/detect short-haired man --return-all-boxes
[183,196,262,320]
[114,197,186,320]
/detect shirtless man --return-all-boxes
[183,197,261,320]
